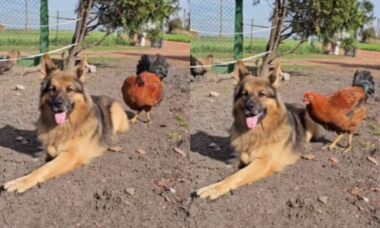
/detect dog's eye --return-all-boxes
[241,90,248,97]
[48,86,56,93]
[258,91,266,97]
[66,87,75,93]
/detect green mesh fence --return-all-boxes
[190,0,276,74]
[190,0,236,62]
[0,0,41,57]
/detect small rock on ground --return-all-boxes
[209,91,219,97]
[318,196,328,205]
[125,188,135,196]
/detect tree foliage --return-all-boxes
[65,0,178,69]
[361,27,376,43]
[167,18,183,33]
[88,0,179,37]
[259,0,374,75]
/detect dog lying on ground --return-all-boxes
[2,54,129,193]
[196,61,322,200]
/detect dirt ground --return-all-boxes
[189,58,380,227]
[0,44,191,227]
[1,42,380,227]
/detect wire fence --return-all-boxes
[0,0,41,55]
[190,0,276,74]
[190,0,236,62]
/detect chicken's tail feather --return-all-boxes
[352,70,375,96]
[136,54,170,80]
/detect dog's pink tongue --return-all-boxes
[246,116,259,129]
[54,112,67,125]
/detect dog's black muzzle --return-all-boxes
[244,99,266,117]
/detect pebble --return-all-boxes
[329,157,339,164]
[125,187,135,196]
[169,188,176,194]
[174,147,186,157]
[87,64,97,73]
[301,154,316,160]
[15,85,26,90]
[367,156,379,166]
[214,146,221,151]
[108,146,123,152]
[209,91,220,97]
[318,196,328,205]
[15,136,28,144]
[281,72,290,81]
[362,197,369,203]
[136,148,146,155]
[209,142,217,148]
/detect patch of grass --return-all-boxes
[175,115,189,129]
[191,38,323,60]
[87,57,125,64]
[368,121,380,136]
[163,34,190,43]
[359,140,376,151]
[357,42,380,52]
[0,30,130,47]
[282,64,317,73]
[166,132,182,142]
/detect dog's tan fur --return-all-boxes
[3,54,128,193]
[197,61,321,200]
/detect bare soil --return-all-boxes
[0,45,191,227]
[189,62,380,227]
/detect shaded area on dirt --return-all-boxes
[0,125,41,157]
[190,131,237,164]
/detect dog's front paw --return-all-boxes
[196,181,230,200]
[3,175,36,193]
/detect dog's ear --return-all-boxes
[40,54,58,81]
[75,56,87,82]
[234,61,251,82]
[269,63,281,88]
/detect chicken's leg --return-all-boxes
[322,134,344,151]
[131,111,141,124]
[342,133,353,153]
[147,112,152,127]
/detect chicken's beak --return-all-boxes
[303,97,310,105]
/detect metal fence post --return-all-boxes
[35,0,49,65]
[234,0,243,61]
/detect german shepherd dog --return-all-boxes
[196,61,321,200]
[3,54,129,193]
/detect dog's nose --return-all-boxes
[245,101,255,110]
[53,98,64,107]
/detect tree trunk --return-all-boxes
[259,0,289,76]
[65,0,93,70]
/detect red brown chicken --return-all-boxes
[121,54,169,127]
[303,71,375,153]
